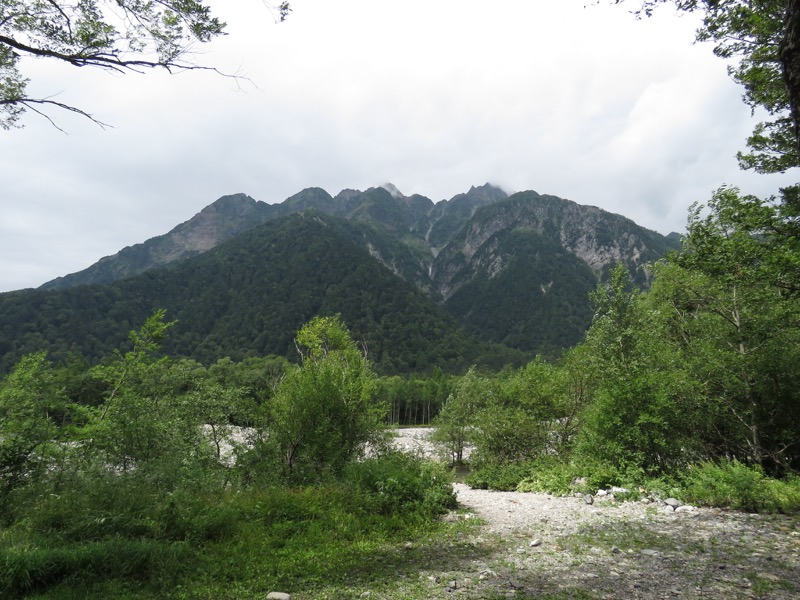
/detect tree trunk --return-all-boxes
[781,0,800,154]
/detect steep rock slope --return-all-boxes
[431,191,675,299]
[40,194,275,290]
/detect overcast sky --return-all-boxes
[2,0,798,293]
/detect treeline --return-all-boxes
[27,348,455,429]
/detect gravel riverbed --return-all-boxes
[389,429,800,599]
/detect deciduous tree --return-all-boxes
[615,0,800,171]
[0,1,290,129]
[268,315,384,478]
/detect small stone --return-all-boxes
[530,538,542,547]
[404,541,414,549]
[596,489,608,497]
[664,498,682,508]
[266,594,291,600]
[611,546,621,554]
[584,494,594,505]
[448,580,458,589]
[675,505,696,513]
[509,580,524,590]
[640,548,659,557]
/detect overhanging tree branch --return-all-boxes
[0,1,290,130]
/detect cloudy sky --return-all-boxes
[2,0,798,292]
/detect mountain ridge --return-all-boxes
[0,182,682,375]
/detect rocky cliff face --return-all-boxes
[430,191,675,301]
[40,194,273,290]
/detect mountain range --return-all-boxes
[0,184,680,374]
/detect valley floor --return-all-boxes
[347,429,800,599]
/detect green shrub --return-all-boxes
[681,460,800,513]
[471,405,548,466]
[515,458,579,495]
[465,462,536,491]
[343,450,456,516]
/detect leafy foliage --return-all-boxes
[0,313,459,598]
[0,0,229,128]
[681,460,800,513]
[265,315,386,478]
[0,351,76,518]
[575,265,703,474]
[430,366,491,464]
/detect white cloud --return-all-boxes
[1,0,798,291]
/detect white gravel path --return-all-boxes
[391,428,800,599]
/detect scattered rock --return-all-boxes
[266,593,291,600]
[583,494,594,505]
[664,498,682,509]
[530,538,542,547]
[437,473,799,600]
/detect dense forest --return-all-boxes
[0,212,529,376]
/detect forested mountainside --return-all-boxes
[0,212,525,375]
[38,183,510,292]
[2,183,679,374]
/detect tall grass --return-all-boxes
[0,451,456,598]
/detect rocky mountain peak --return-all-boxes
[380,183,405,199]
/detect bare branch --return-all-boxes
[9,97,112,131]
